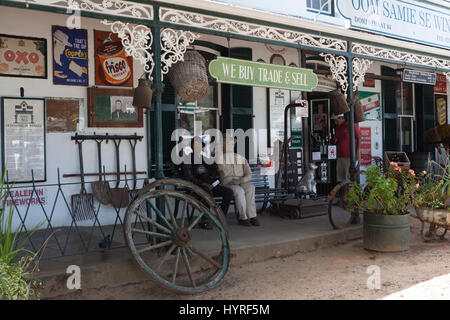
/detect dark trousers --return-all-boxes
[201,185,233,216]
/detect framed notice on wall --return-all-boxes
[267,88,290,146]
[1,97,46,183]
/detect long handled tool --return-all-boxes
[71,139,95,221]
[92,138,111,205]
[128,138,139,202]
[110,138,129,208]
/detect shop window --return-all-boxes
[307,0,333,15]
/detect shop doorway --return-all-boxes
[381,66,436,171]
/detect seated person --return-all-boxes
[181,137,234,230]
[216,135,260,227]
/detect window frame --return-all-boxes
[306,0,334,16]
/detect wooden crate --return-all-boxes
[384,151,410,171]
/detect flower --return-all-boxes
[390,161,398,167]
[423,171,427,175]
[416,184,420,189]
[408,169,415,176]
[394,167,402,172]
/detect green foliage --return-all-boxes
[346,164,420,215]
[414,159,450,210]
[0,256,41,300]
[0,168,43,299]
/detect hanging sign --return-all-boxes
[402,69,436,85]
[209,57,318,91]
[337,0,450,50]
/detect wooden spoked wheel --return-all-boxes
[327,180,358,229]
[124,188,230,294]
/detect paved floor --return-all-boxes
[37,210,362,298]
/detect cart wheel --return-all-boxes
[138,178,227,231]
[124,189,230,294]
[327,180,357,229]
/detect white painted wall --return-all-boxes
[0,7,148,229]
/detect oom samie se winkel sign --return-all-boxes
[209,57,318,91]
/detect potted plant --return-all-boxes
[346,163,421,252]
[413,160,450,240]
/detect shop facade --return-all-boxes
[0,0,449,258]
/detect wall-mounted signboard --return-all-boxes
[337,0,450,50]
[402,69,436,85]
[209,57,318,91]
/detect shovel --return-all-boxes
[110,138,129,208]
[92,138,111,205]
[71,139,95,221]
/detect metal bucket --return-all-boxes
[363,213,410,252]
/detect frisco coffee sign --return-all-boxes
[209,57,318,91]
[337,0,450,49]
[96,37,131,85]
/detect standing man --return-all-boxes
[332,113,361,183]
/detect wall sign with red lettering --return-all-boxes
[434,74,447,95]
[0,34,47,79]
[360,127,372,166]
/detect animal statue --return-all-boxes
[296,163,318,195]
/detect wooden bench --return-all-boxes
[214,165,289,219]
[150,163,289,220]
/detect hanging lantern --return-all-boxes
[329,88,350,115]
[132,78,153,109]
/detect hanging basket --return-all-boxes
[353,91,365,123]
[167,50,210,103]
[329,89,350,115]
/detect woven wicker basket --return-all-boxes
[329,89,350,114]
[167,50,210,102]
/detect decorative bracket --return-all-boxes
[160,28,200,76]
[101,20,154,79]
[320,53,349,96]
[352,58,374,92]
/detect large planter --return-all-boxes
[363,212,410,252]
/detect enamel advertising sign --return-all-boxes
[94,30,133,87]
[52,26,88,86]
[0,34,47,78]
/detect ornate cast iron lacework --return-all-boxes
[101,20,154,76]
[14,0,153,20]
[352,58,373,92]
[320,53,348,95]
[352,43,450,82]
[160,28,200,75]
[159,8,347,52]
